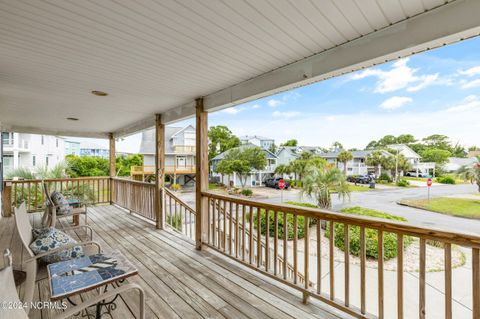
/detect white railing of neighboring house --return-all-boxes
[413,162,436,169]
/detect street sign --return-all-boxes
[278,179,286,190]
[427,178,433,187]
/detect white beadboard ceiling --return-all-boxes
[0,0,479,138]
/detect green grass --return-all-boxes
[347,184,374,192]
[400,197,480,219]
[403,177,428,182]
[208,183,223,190]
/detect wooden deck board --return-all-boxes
[0,205,345,319]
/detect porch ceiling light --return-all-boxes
[66,117,79,121]
[91,90,108,96]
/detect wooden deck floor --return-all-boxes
[0,205,348,319]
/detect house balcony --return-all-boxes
[173,145,196,154]
[131,164,196,177]
[2,177,480,318]
[413,162,436,170]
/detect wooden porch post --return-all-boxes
[155,114,165,229]
[109,133,116,204]
[2,181,12,217]
[195,97,208,250]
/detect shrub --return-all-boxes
[167,214,182,231]
[436,176,455,184]
[249,202,318,240]
[396,179,410,187]
[377,173,392,183]
[241,188,253,196]
[326,206,413,260]
[171,183,182,191]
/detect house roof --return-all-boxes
[212,143,277,161]
[139,126,195,155]
[388,144,421,159]
[238,135,274,142]
[276,146,300,158]
[320,150,391,159]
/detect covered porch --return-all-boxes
[0,205,345,319]
[2,1,480,318]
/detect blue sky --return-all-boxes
[93,36,480,153]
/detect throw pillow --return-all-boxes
[29,228,84,263]
[50,191,72,216]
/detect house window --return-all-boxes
[46,156,49,167]
[56,139,59,147]
[41,135,44,145]
[2,132,11,145]
[32,156,36,167]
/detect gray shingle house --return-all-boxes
[136,125,196,184]
[211,143,277,187]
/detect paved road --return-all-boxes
[262,184,480,234]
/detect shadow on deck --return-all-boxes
[0,205,348,319]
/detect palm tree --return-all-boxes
[458,156,480,192]
[337,151,353,175]
[274,164,291,177]
[301,164,350,209]
[366,151,384,176]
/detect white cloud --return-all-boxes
[267,99,284,107]
[214,105,480,150]
[407,73,439,92]
[326,116,337,121]
[251,104,260,109]
[221,106,245,114]
[351,58,440,93]
[379,96,413,110]
[446,95,480,112]
[272,111,300,119]
[458,66,480,77]
[461,79,480,89]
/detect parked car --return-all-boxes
[405,171,425,177]
[347,175,372,184]
[265,178,290,189]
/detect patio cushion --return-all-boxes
[50,191,73,215]
[32,227,50,239]
[29,228,84,263]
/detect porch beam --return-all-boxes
[155,114,165,229]
[195,98,208,250]
[109,133,116,204]
[161,0,480,125]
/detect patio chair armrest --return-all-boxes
[26,240,102,261]
[61,225,94,240]
[54,283,145,319]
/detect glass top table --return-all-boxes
[47,250,138,301]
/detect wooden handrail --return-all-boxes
[211,199,314,287]
[203,191,480,248]
[202,191,480,319]
[5,177,111,212]
[6,176,110,183]
[164,187,196,240]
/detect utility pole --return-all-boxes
[395,148,399,182]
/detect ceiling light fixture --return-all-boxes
[91,90,108,96]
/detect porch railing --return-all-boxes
[111,177,156,221]
[163,187,196,240]
[202,191,480,319]
[5,176,480,318]
[3,177,110,213]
